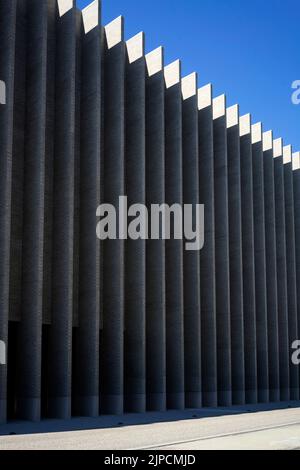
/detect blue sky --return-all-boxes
[77,0,300,150]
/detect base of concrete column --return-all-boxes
[290,388,299,401]
[185,392,202,409]
[0,399,7,424]
[74,396,99,417]
[202,392,218,408]
[245,390,258,404]
[258,390,269,403]
[280,389,290,402]
[167,393,185,410]
[218,391,232,407]
[48,397,71,420]
[147,393,166,412]
[101,394,123,415]
[17,398,41,422]
[232,391,246,406]
[125,394,146,413]
[269,389,280,403]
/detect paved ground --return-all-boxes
[0,403,300,450]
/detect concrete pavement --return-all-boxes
[0,404,300,450]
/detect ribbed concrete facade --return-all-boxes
[0,0,299,423]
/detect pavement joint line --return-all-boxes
[131,421,300,450]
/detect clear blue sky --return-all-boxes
[77,0,300,150]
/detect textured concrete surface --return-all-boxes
[213,95,232,407]
[49,1,79,420]
[0,405,299,450]
[124,32,146,413]
[273,139,290,401]
[145,46,166,412]
[102,15,125,415]
[1,0,300,425]
[0,0,16,424]
[198,84,217,408]
[227,104,245,405]
[283,146,299,400]
[251,123,269,403]
[239,114,257,404]
[164,60,184,411]
[74,0,102,418]
[182,72,201,409]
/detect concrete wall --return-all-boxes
[0,0,299,423]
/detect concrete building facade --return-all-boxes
[0,0,299,423]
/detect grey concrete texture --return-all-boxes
[75,0,102,418]
[273,152,289,401]
[284,158,299,400]
[182,73,201,409]
[213,96,232,406]
[239,116,257,404]
[145,46,166,412]
[227,106,245,405]
[124,32,146,413]
[0,0,299,425]
[270,156,288,396]
[164,60,185,411]
[101,15,125,415]
[251,131,269,402]
[0,0,17,424]
[198,86,217,407]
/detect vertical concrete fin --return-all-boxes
[57,0,74,17]
[75,0,102,418]
[126,31,145,64]
[213,94,226,119]
[49,1,78,420]
[263,130,273,151]
[145,46,163,76]
[182,70,201,408]
[165,57,184,410]
[105,15,124,49]
[262,129,275,404]
[101,17,125,415]
[124,29,146,412]
[181,72,197,100]
[164,59,181,88]
[82,0,100,34]
[198,81,217,407]
[292,152,300,171]
[239,112,258,403]
[0,0,17,424]
[227,102,245,405]
[18,0,54,422]
[251,122,262,144]
[283,145,292,164]
[283,144,299,399]
[146,42,166,412]
[226,104,239,128]
[213,90,231,406]
[198,83,212,110]
[239,113,251,136]
[273,138,283,158]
